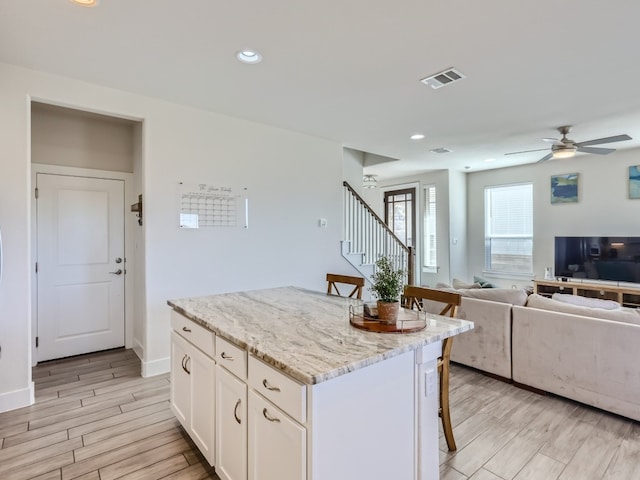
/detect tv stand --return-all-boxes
[534,279,640,309]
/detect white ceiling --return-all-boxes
[3,0,640,179]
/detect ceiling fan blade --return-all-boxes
[504,148,549,156]
[542,137,563,145]
[577,146,615,155]
[576,134,632,147]
[537,152,554,163]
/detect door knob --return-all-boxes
[109,269,123,275]
[115,257,123,264]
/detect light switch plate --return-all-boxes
[426,368,436,396]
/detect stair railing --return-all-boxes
[343,181,414,284]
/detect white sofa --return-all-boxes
[512,294,640,422]
[427,287,640,422]
[424,288,529,379]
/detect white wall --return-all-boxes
[448,170,468,282]
[31,103,136,173]
[374,171,454,287]
[342,148,365,199]
[466,150,640,287]
[132,122,145,359]
[0,62,347,409]
[0,65,33,412]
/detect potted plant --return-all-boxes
[370,256,406,323]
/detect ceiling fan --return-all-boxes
[505,126,632,162]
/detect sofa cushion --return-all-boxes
[551,293,621,310]
[526,293,640,325]
[454,287,529,306]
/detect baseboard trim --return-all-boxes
[0,382,35,413]
[142,356,170,378]
[132,338,144,363]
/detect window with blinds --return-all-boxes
[484,183,533,274]
[423,185,437,269]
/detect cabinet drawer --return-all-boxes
[171,311,215,358]
[216,336,248,380]
[248,356,306,424]
[248,390,306,480]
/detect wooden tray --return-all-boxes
[349,306,426,334]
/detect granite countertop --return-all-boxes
[167,286,474,385]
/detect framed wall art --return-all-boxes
[629,165,640,199]
[550,173,579,204]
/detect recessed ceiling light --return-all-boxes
[410,134,425,140]
[236,50,263,64]
[484,158,496,163]
[70,0,98,6]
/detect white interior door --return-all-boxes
[36,173,125,362]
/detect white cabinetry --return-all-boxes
[247,355,307,480]
[170,309,444,480]
[215,336,248,480]
[248,390,306,480]
[169,331,190,426]
[170,313,216,466]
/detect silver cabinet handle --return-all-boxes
[234,399,242,424]
[221,352,234,361]
[182,326,191,333]
[262,408,281,423]
[262,379,281,392]
[109,269,123,275]
[182,354,191,375]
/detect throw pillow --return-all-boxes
[473,275,496,288]
[452,278,481,290]
[526,294,640,326]
[551,293,621,310]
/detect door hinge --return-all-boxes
[35,187,39,199]
[36,337,39,348]
[35,262,38,273]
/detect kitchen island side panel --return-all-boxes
[308,350,416,480]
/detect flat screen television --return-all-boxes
[554,236,640,284]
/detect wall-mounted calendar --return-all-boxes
[178,182,248,229]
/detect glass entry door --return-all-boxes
[384,188,416,248]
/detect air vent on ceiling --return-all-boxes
[420,68,466,90]
[430,147,452,154]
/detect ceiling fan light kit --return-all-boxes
[505,125,632,163]
[552,148,577,159]
[363,174,377,189]
[70,0,98,6]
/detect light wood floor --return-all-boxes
[0,348,218,480]
[441,365,640,480]
[1,349,639,479]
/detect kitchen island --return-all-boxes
[168,286,473,480]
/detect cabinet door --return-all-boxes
[170,331,191,427]
[216,366,248,480]
[248,391,306,480]
[189,344,216,466]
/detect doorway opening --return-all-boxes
[384,187,416,248]
[30,101,143,364]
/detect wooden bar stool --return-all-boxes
[403,285,462,451]
[326,273,365,300]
